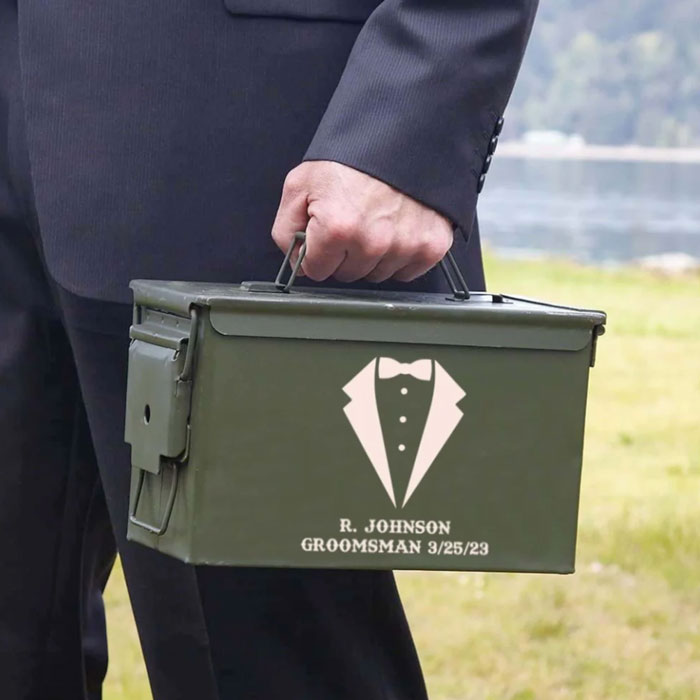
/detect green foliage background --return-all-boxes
[507,0,700,146]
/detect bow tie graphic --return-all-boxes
[377,358,432,381]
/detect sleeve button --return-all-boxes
[494,117,504,136]
[482,155,492,174]
[487,135,499,155]
[477,173,486,193]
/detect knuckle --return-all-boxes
[423,235,451,263]
[270,227,287,246]
[408,246,433,267]
[325,215,359,243]
[359,231,392,259]
[283,168,304,194]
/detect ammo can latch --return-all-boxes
[125,306,199,534]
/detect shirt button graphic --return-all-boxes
[400,416,407,423]
[400,387,408,395]
[398,444,406,452]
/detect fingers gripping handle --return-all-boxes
[274,230,470,300]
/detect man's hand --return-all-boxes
[271,161,453,283]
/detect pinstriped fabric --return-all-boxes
[223,0,381,22]
[16,0,529,302]
[18,2,369,300]
[305,0,539,236]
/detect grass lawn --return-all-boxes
[104,254,700,699]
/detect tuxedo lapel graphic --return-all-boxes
[343,358,466,507]
[343,360,395,506]
[402,362,465,506]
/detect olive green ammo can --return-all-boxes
[125,259,605,574]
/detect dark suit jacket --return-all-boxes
[18,0,537,303]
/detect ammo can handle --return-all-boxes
[439,251,470,301]
[129,463,179,536]
[274,231,307,292]
[275,231,470,300]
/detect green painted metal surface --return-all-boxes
[125,280,606,573]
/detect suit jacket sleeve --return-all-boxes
[303,0,539,236]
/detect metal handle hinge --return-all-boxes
[439,251,471,301]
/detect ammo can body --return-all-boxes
[125,280,605,573]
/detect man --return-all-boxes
[0,0,538,697]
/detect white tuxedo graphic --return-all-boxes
[343,358,466,507]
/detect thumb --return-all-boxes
[271,169,310,268]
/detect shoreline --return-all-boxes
[486,247,700,276]
[497,141,700,164]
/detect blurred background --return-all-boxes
[104,1,700,698]
[482,0,700,268]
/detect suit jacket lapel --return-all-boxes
[402,361,465,507]
[342,359,395,506]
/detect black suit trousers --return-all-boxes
[0,236,431,700]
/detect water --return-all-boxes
[477,157,700,264]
